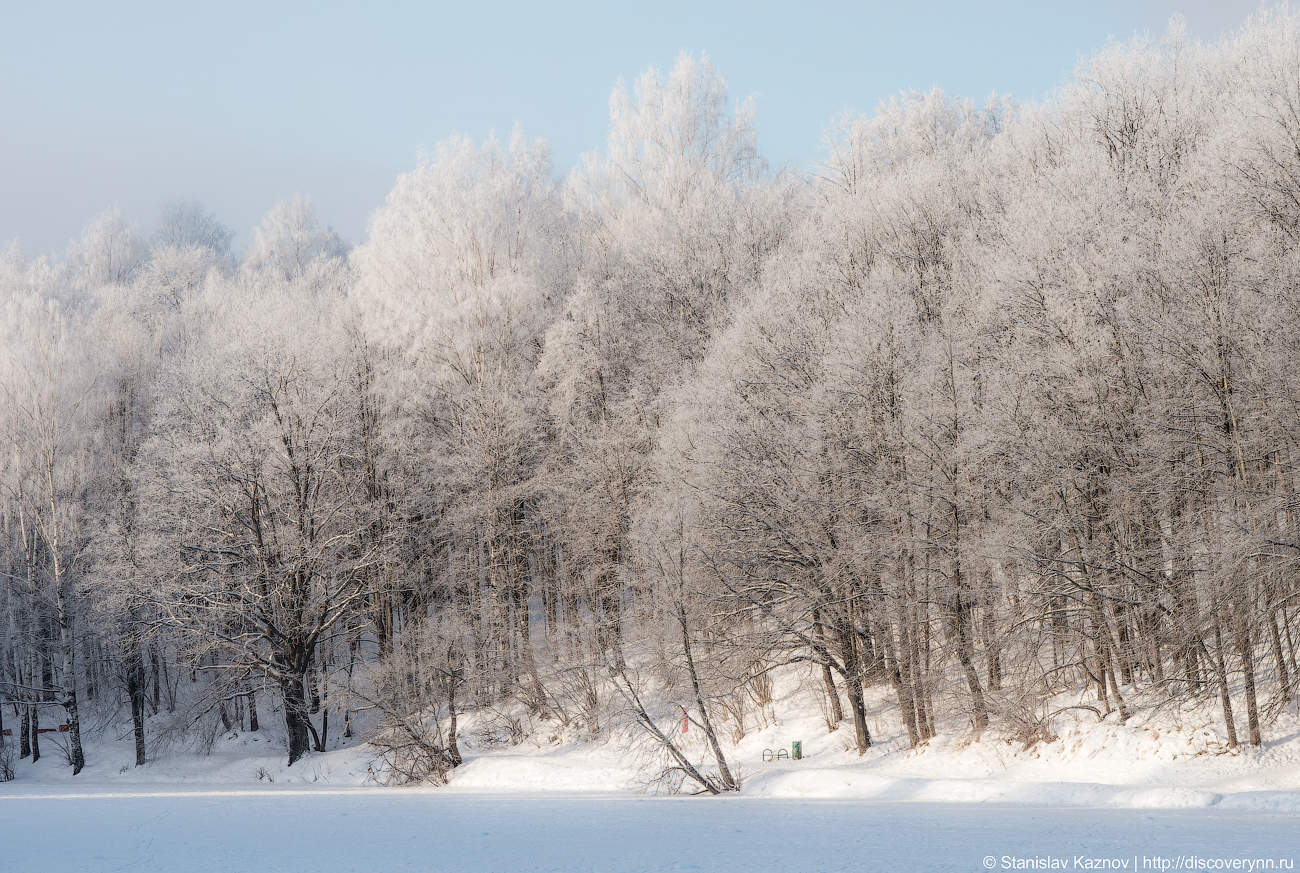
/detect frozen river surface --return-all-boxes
[3,789,1298,872]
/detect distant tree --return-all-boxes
[69,207,144,290]
[152,199,234,256]
[244,196,346,282]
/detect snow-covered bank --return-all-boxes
[434,684,1300,812]
[440,722,1300,811]
[10,673,1300,814]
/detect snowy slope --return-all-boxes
[8,670,1300,813]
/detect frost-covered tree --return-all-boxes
[148,259,376,765]
[152,198,234,256]
[0,257,98,774]
[244,196,346,283]
[353,128,565,704]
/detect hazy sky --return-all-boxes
[0,0,1261,256]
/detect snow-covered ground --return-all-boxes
[2,791,1296,873]
[14,670,1300,809]
[15,708,1300,812]
[5,673,1300,869]
[443,704,1300,813]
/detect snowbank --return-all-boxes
[9,672,1300,813]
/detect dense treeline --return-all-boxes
[5,14,1300,788]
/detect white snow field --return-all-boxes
[1,789,1297,873]
[6,677,1300,869]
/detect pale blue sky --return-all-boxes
[0,1,1260,256]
